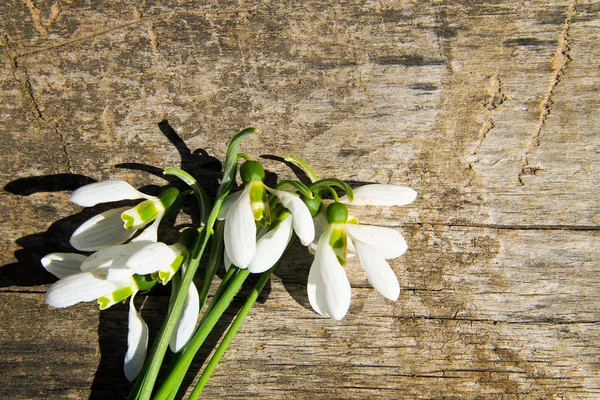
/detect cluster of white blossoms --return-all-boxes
[41,139,416,388]
[217,161,417,320]
[42,181,198,381]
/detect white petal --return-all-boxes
[248,215,293,273]
[70,207,136,252]
[339,184,417,206]
[105,267,135,283]
[345,224,407,259]
[45,272,120,308]
[124,296,149,381]
[217,191,243,220]
[272,190,315,246]
[80,241,152,272]
[70,180,154,207]
[223,247,232,272]
[307,229,351,320]
[41,253,87,278]
[125,241,178,275]
[130,213,162,243]
[223,188,256,269]
[353,240,400,301]
[170,281,200,353]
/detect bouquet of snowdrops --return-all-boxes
[41,128,416,399]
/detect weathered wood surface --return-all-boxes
[1,0,599,399]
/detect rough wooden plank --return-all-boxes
[1,0,599,399]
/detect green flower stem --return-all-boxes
[198,220,225,310]
[160,266,240,400]
[309,178,354,202]
[284,157,318,182]
[128,128,255,400]
[189,266,275,399]
[153,267,251,399]
[128,230,211,400]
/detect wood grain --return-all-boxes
[1,0,599,398]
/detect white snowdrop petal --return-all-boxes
[339,184,417,206]
[223,247,232,272]
[353,240,400,301]
[70,180,153,207]
[124,296,149,382]
[80,241,153,272]
[70,207,136,252]
[105,267,135,284]
[217,191,243,220]
[41,253,87,278]
[45,272,120,308]
[273,190,315,246]
[170,282,200,353]
[345,224,407,259]
[223,188,256,269]
[125,241,178,275]
[307,230,351,320]
[248,215,293,273]
[130,214,162,243]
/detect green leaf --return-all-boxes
[217,127,256,200]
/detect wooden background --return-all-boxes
[1,0,599,398]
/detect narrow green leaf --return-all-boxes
[217,128,256,200]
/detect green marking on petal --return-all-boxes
[249,182,270,225]
[157,270,173,285]
[121,213,136,230]
[98,296,112,310]
[98,285,136,310]
[329,225,348,266]
[122,199,161,229]
[113,286,135,302]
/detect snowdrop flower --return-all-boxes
[43,244,156,310]
[41,232,198,380]
[221,160,315,270]
[42,249,155,381]
[68,180,181,251]
[308,188,415,320]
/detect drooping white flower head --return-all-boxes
[221,161,315,272]
[68,180,180,252]
[338,184,417,206]
[41,233,198,380]
[307,191,414,320]
[124,295,149,381]
[169,264,200,353]
[43,243,160,310]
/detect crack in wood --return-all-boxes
[3,34,73,173]
[17,20,143,57]
[518,0,576,185]
[403,222,600,231]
